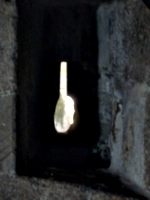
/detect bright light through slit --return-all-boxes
[54,62,75,133]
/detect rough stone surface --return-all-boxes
[0,0,150,199]
[98,0,150,198]
[0,0,17,95]
[0,0,16,174]
[0,95,15,173]
[0,174,139,200]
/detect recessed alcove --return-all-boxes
[0,0,150,199]
[16,0,110,176]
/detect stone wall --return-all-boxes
[0,0,150,199]
[0,0,16,174]
[98,0,150,198]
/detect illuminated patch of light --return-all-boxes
[54,62,75,133]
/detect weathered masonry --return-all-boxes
[0,0,150,199]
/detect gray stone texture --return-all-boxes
[0,0,16,174]
[0,0,17,95]
[0,174,139,200]
[98,0,150,198]
[0,0,150,199]
[0,95,15,173]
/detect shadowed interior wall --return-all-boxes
[16,0,100,173]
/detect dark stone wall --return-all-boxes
[0,0,150,199]
[16,0,101,173]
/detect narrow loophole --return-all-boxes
[54,62,75,133]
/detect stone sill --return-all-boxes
[0,173,145,200]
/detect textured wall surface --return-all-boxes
[98,0,150,198]
[0,173,140,200]
[0,0,16,174]
[0,0,150,199]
